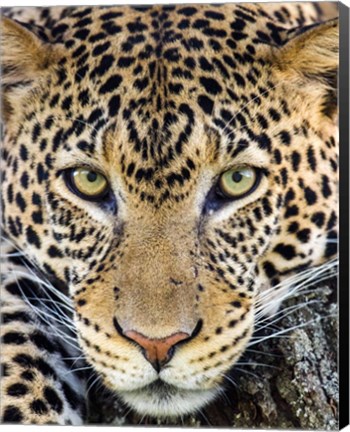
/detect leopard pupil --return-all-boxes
[232,172,243,183]
[87,172,97,182]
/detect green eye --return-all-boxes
[67,168,109,200]
[218,166,258,199]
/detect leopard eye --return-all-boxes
[217,166,258,199]
[65,167,109,201]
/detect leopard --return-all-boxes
[0,2,339,425]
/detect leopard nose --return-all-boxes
[124,330,190,372]
[114,319,203,372]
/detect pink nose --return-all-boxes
[124,330,190,371]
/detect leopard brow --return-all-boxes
[220,146,270,170]
[56,155,108,176]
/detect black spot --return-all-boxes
[166,172,184,187]
[321,175,332,198]
[30,399,48,415]
[199,57,214,72]
[26,226,41,248]
[74,17,92,28]
[21,370,35,381]
[257,114,268,129]
[230,18,246,31]
[12,353,36,368]
[47,245,63,258]
[91,54,114,77]
[92,41,111,56]
[278,130,291,145]
[256,30,270,43]
[100,11,123,20]
[199,77,222,95]
[178,7,197,16]
[37,162,48,182]
[169,83,183,94]
[231,31,248,41]
[311,212,325,228]
[19,145,28,161]
[291,151,301,171]
[2,311,31,324]
[108,95,121,117]
[2,406,23,423]
[32,193,42,206]
[102,21,122,35]
[273,243,296,260]
[127,21,147,33]
[228,319,238,328]
[1,363,10,377]
[231,300,242,308]
[274,149,282,164]
[52,23,69,37]
[72,44,86,58]
[74,29,90,40]
[61,96,72,111]
[284,188,295,203]
[233,72,245,87]
[134,77,149,91]
[327,211,337,231]
[198,95,214,115]
[78,89,90,106]
[304,187,317,205]
[185,37,204,51]
[7,383,29,397]
[297,228,311,243]
[281,168,288,186]
[29,331,57,353]
[307,146,317,171]
[288,221,299,233]
[32,123,41,143]
[205,10,225,20]
[35,359,57,379]
[2,332,27,345]
[49,93,60,108]
[262,261,277,278]
[44,387,63,414]
[118,56,135,67]
[32,210,44,224]
[268,108,281,122]
[88,108,103,123]
[7,184,14,203]
[99,74,122,94]
[15,192,26,213]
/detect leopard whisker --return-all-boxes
[255,300,321,328]
[248,313,336,347]
[245,348,282,358]
[235,361,279,369]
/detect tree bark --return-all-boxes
[88,276,338,429]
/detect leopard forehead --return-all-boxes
[15,4,293,194]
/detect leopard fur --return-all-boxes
[1,2,338,424]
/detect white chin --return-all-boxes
[118,381,220,418]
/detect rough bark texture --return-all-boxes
[88,276,338,429]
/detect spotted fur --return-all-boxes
[1,2,338,424]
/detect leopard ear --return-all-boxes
[272,19,338,119]
[1,17,61,120]
[1,16,57,85]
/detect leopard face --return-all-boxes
[1,3,338,418]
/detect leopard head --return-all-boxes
[1,4,338,417]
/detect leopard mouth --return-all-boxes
[117,379,220,418]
